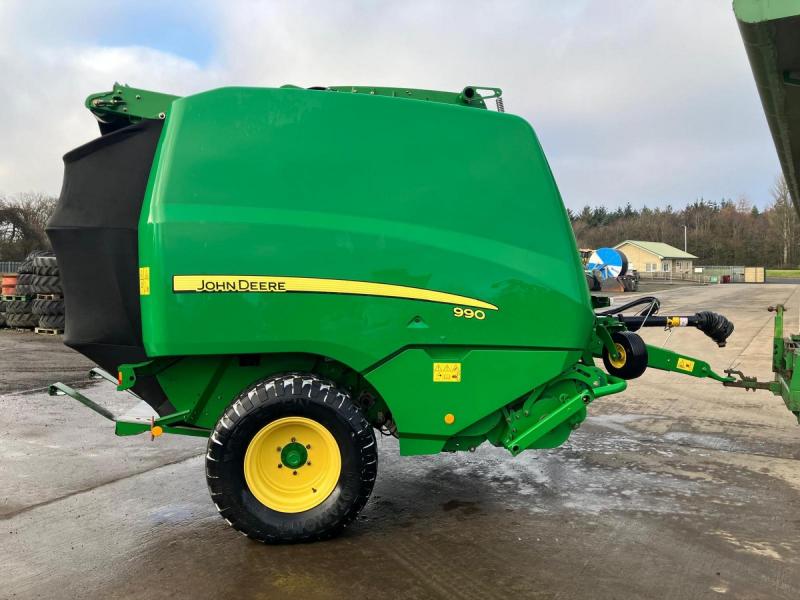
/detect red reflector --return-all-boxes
[117,371,123,385]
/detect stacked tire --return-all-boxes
[14,253,37,297]
[5,253,38,329]
[30,254,65,331]
[5,297,37,329]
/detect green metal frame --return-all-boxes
[49,375,210,438]
[86,82,503,125]
[723,305,800,421]
[86,83,178,123]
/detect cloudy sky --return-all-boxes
[0,0,781,210]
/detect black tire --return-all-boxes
[602,330,648,379]
[6,312,38,328]
[32,298,65,316]
[30,275,62,295]
[32,255,57,269]
[18,251,47,275]
[38,314,65,330]
[206,373,378,543]
[15,272,35,297]
[5,299,32,314]
[0,300,5,312]
[34,265,60,276]
[585,270,601,292]
[0,312,5,328]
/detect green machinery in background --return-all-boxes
[46,1,799,543]
[727,0,800,414]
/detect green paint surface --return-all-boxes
[129,85,595,449]
[733,0,800,23]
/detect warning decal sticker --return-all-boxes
[433,362,461,382]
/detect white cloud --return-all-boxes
[0,0,782,209]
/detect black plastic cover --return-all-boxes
[47,120,174,415]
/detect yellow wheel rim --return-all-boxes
[244,416,341,513]
[609,342,627,369]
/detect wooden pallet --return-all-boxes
[34,327,63,336]
[35,294,63,300]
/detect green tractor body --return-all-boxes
[44,0,800,541]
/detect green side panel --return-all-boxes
[153,354,317,429]
[364,347,579,455]
[139,87,591,376]
[735,0,800,212]
[734,0,800,23]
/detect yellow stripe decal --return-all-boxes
[172,275,498,311]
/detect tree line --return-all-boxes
[1,177,798,268]
[0,192,57,261]
[570,177,798,267]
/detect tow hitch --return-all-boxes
[722,305,800,422]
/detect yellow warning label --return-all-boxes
[139,267,150,296]
[676,357,695,372]
[433,362,461,382]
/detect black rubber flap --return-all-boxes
[46,120,174,415]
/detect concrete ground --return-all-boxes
[2,284,800,599]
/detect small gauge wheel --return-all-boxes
[602,331,648,379]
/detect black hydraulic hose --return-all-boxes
[617,311,734,347]
[596,296,660,317]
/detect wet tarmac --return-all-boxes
[2,284,800,599]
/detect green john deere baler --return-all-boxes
[47,2,800,543]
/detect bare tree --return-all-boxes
[0,192,57,260]
[769,176,796,267]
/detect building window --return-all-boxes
[675,261,682,271]
[646,263,657,272]
[662,261,670,272]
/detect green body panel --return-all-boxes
[139,87,590,364]
[131,85,592,447]
[364,348,579,454]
